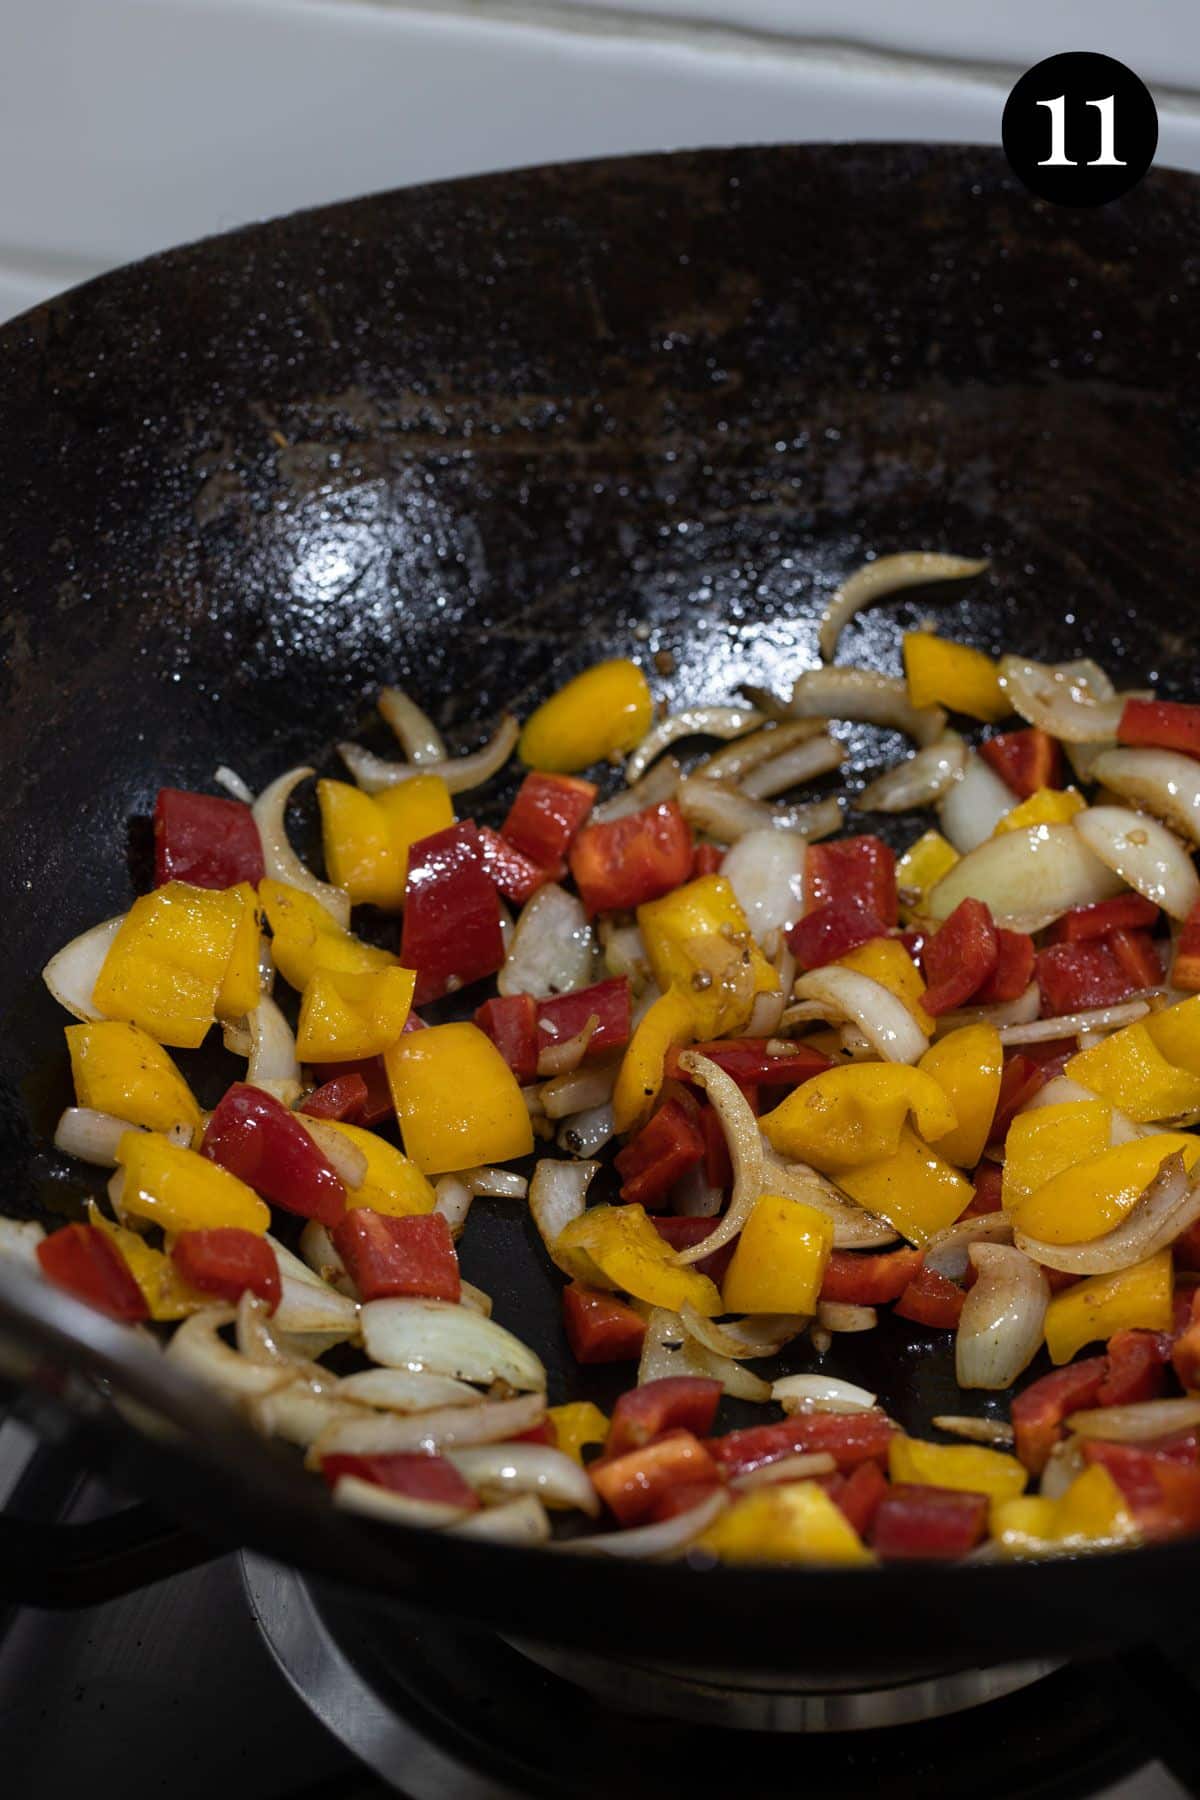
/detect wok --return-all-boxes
[1,143,1199,1679]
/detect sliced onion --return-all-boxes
[337,1368,486,1412]
[252,767,350,926]
[1074,805,1200,920]
[815,1301,877,1333]
[1092,748,1200,848]
[165,1308,298,1398]
[377,685,446,764]
[339,713,518,796]
[54,1107,142,1167]
[636,1306,770,1400]
[857,734,966,814]
[933,982,1042,1034]
[236,1291,330,1378]
[670,1054,763,1266]
[556,1104,616,1159]
[1016,1151,1199,1275]
[938,753,1024,853]
[498,883,594,1000]
[0,1217,45,1271]
[759,1147,898,1249]
[792,966,928,1064]
[998,1000,1151,1046]
[452,1496,552,1544]
[361,1298,545,1391]
[998,655,1129,743]
[744,945,795,1038]
[696,719,830,784]
[214,765,255,803]
[541,1060,619,1119]
[310,1390,546,1462]
[679,778,842,844]
[560,1488,728,1557]
[721,828,807,939]
[731,1453,837,1489]
[1021,1073,1146,1145]
[267,1235,361,1342]
[925,822,1125,930]
[457,1166,526,1200]
[447,1444,600,1514]
[1067,1398,1200,1439]
[239,995,302,1101]
[459,1281,493,1318]
[536,1013,599,1079]
[599,921,652,984]
[740,734,845,800]
[250,1384,366,1447]
[775,667,947,747]
[625,706,764,785]
[924,1211,1014,1281]
[1039,1436,1087,1502]
[818,551,988,660]
[591,756,681,823]
[773,1373,877,1412]
[680,1304,804,1360]
[433,1175,474,1237]
[529,1159,600,1273]
[334,1475,470,1528]
[932,1414,1015,1447]
[297,1115,367,1189]
[298,1220,357,1296]
[955,1244,1049,1390]
[42,915,123,1021]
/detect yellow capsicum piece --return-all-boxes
[1010,1133,1200,1244]
[296,967,416,1062]
[918,1023,1003,1168]
[889,1436,1027,1502]
[760,1064,957,1174]
[1044,1249,1173,1365]
[903,632,1008,722]
[116,1132,270,1235]
[991,1465,1137,1557]
[554,1204,722,1316]
[611,986,696,1134]
[66,1020,203,1135]
[1066,1023,1200,1124]
[547,1401,609,1466]
[697,1481,873,1565]
[260,879,396,993]
[896,829,959,918]
[836,1126,973,1245]
[993,787,1086,834]
[638,875,778,1037]
[1001,1101,1113,1213]
[93,881,261,1049]
[1144,995,1200,1077]
[384,1021,533,1175]
[519,659,653,773]
[318,775,455,911]
[721,1195,834,1314]
[86,1200,207,1321]
[318,1119,436,1216]
[838,937,934,1034]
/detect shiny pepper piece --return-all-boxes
[888,1436,1027,1503]
[260,879,396,993]
[384,1022,533,1175]
[837,937,934,1034]
[993,787,1086,834]
[1009,1132,1200,1244]
[317,775,454,910]
[991,1464,1137,1556]
[638,875,778,1039]
[296,967,416,1062]
[116,1131,270,1235]
[896,830,959,917]
[86,1199,208,1321]
[93,881,261,1048]
[698,1481,873,1565]
[319,1119,436,1217]
[917,1023,1003,1169]
[1067,997,1200,1123]
[66,1020,203,1135]
[554,1203,722,1316]
[1043,1250,1174,1365]
[836,1128,972,1247]
[721,1195,834,1315]
[760,1064,957,1174]
[903,632,1007,722]
[518,659,653,773]
[612,986,696,1135]
[547,1401,610,1466]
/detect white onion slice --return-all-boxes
[772,1373,878,1413]
[339,714,519,796]
[54,1107,142,1167]
[1015,1151,1199,1275]
[636,1306,770,1400]
[932,1414,1015,1447]
[432,1176,474,1238]
[1021,1074,1148,1146]
[625,706,764,785]
[540,1061,620,1120]
[529,1159,600,1273]
[933,982,1041,1034]
[1092,748,1200,848]
[251,1385,365,1448]
[818,551,988,660]
[42,914,123,1021]
[591,757,681,823]
[731,1453,838,1489]
[938,753,1024,853]
[452,1496,552,1544]
[1074,805,1200,920]
[815,1301,878,1333]
[297,1220,356,1297]
[459,1281,493,1318]
[460,1166,529,1201]
[744,945,795,1038]
[1038,1437,1088,1502]
[0,1218,45,1272]
[740,734,845,799]
[242,995,302,1099]
[773,667,947,747]
[214,764,256,803]
[236,1292,329,1379]
[498,883,594,999]
[311,1391,546,1463]
[857,734,966,814]
[361,1298,546,1391]
[447,1444,600,1515]
[696,720,830,784]
[998,1000,1152,1046]
[955,1244,1049,1391]
[165,1308,298,1399]
[678,778,842,843]
[998,655,1129,743]
[1066,1398,1200,1440]
[377,685,446,764]
[560,1489,728,1558]
[337,1368,486,1412]
[537,1012,599,1079]
[759,1146,898,1249]
[297,1115,367,1189]
[557,1103,616,1159]
[793,966,928,1064]
[252,767,350,927]
[680,1304,804,1361]
[721,829,807,939]
[334,1475,470,1529]
[925,822,1125,929]
[599,921,652,984]
[267,1235,361,1342]
[670,1054,763,1266]
[924,1211,1014,1281]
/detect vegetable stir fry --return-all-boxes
[16,551,1200,1564]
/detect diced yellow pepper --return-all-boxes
[94,881,260,1049]
[721,1195,834,1314]
[888,1436,1027,1502]
[896,829,960,917]
[991,1465,1137,1557]
[612,986,696,1134]
[260,879,395,993]
[838,937,934,1034]
[319,1119,436,1216]
[1010,1133,1200,1244]
[1044,1250,1173,1365]
[990,1494,1059,1556]
[993,787,1086,834]
[836,1127,972,1245]
[548,1401,609,1466]
[1144,995,1200,1078]
[1066,1023,1200,1124]
[318,775,455,911]
[903,632,1008,722]
[760,1064,958,1174]
[296,967,416,1062]
[116,1132,270,1234]
[374,778,456,887]
[519,659,654,773]
[66,1020,203,1134]
[918,1023,1003,1167]
[1001,1101,1113,1213]
[384,1022,533,1175]
[554,1204,722,1316]
[86,1199,207,1321]
[638,875,777,1038]
[697,1481,873,1565]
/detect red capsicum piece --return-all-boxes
[691,843,724,878]
[568,800,693,914]
[153,787,265,889]
[893,1265,966,1329]
[1107,929,1163,991]
[614,1097,705,1208]
[171,1228,281,1311]
[331,1210,460,1303]
[1081,1440,1200,1541]
[650,1216,736,1285]
[474,994,540,1086]
[502,771,596,866]
[1118,697,1200,760]
[591,1430,721,1527]
[831,1458,889,1538]
[537,978,631,1059]
[310,1056,395,1127]
[921,897,998,1014]
[319,1451,480,1510]
[401,820,505,1007]
[1011,1356,1108,1473]
[787,899,890,970]
[667,1038,831,1089]
[1035,940,1139,1016]
[476,826,560,905]
[607,1376,723,1458]
[871,1484,988,1560]
[965,1162,1005,1217]
[988,1053,1047,1146]
[819,1247,923,1306]
[1095,1329,1172,1408]
[37,1223,148,1323]
[1048,894,1160,943]
[202,1082,346,1226]
[1172,901,1200,993]
[300,1073,371,1123]
[706,1408,896,1478]
[651,1478,725,1522]
[561,1284,647,1364]
[974,928,1036,1004]
[805,835,898,927]
[979,727,1061,799]
[1172,1303,1200,1393]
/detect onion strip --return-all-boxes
[529,1159,600,1273]
[377,685,446,764]
[590,757,681,823]
[252,767,350,927]
[339,714,518,796]
[1074,805,1200,920]
[1015,1152,1200,1275]
[695,720,829,784]
[955,1244,1049,1391]
[361,1298,546,1391]
[818,551,988,661]
[559,1489,728,1558]
[678,778,842,843]
[773,1373,877,1412]
[767,667,947,747]
[625,706,764,785]
[857,734,966,814]
[42,914,123,1022]
[310,1390,546,1463]
[1066,1398,1200,1441]
[793,965,928,1064]
[670,1054,764,1265]
[739,734,845,799]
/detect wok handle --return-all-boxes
[0,1504,221,1608]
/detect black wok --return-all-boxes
[2,143,1199,1679]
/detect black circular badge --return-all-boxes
[1002,52,1158,206]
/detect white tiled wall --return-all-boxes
[3,0,1199,324]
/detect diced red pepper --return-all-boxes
[401,821,506,1007]
[691,843,725,878]
[37,1223,148,1323]
[591,1429,721,1527]
[831,1457,889,1539]
[974,929,1036,1005]
[473,994,539,1086]
[896,927,926,961]
[1118,697,1200,761]
[894,1265,965,1329]
[607,1376,723,1459]
[561,1284,647,1364]
[1172,1311,1200,1393]
[537,978,631,1060]
[476,826,560,905]
[1172,900,1200,994]
[965,1162,1005,1217]
[202,1082,346,1226]
[319,1451,480,1511]
[1174,1220,1200,1274]
[310,1056,394,1126]
[700,1103,732,1191]
[1107,929,1163,991]
[667,1038,831,1089]
[1044,1268,1082,1295]
[706,1409,896,1478]
[805,836,898,928]
[650,1478,725,1522]
[1095,1328,1172,1408]
[650,1216,736,1286]
[787,900,889,970]
[330,1210,460,1303]
[1048,894,1161,944]
[988,1053,1047,1147]
[502,772,596,867]
[979,728,1061,800]
[1173,1286,1200,1336]
[1082,1439,1200,1541]
[1011,1356,1108,1473]
[614,1099,704,1208]
[152,787,264,889]
[921,898,998,1015]
[300,1073,370,1123]
[171,1228,281,1311]
[1035,940,1138,1017]
[511,1418,559,1447]
[871,1483,988,1560]
[568,800,694,915]
[819,1247,923,1306]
